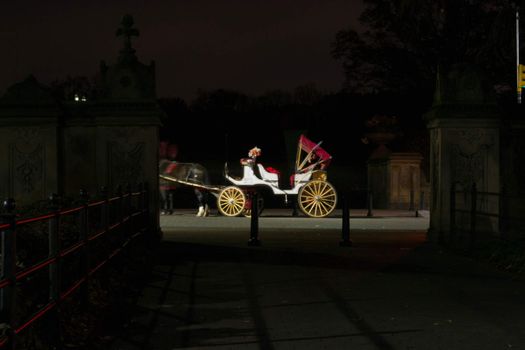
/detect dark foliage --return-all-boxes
[159,86,376,166]
[50,76,94,102]
[332,0,518,105]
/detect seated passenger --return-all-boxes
[240,146,261,166]
[248,146,261,160]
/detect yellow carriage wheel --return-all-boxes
[217,186,246,217]
[298,180,337,218]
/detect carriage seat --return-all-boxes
[290,172,312,187]
[240,158,255,166]
[257,164,279,181]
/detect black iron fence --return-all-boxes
[450,183,525,248]
[0,184,149,349]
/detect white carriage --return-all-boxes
[217,134,338,218]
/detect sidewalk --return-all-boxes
[107,215,525,349]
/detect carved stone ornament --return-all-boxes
[450,128,494,191]
[15,128,41,145]
[11,144,43,194]
[109,142,144,187]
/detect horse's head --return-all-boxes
[188,163,209,185]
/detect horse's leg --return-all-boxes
[167,190,175,214]
[202,191,210,216]
[194,189,210,217]
[191,164,211,217]
[160,188,168,215]
[202,167,210,216]
[195,189,205,217]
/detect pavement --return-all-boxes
[107,210,525,350]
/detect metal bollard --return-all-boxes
[340,194,352,247]
[100,186,109,234]
[248,193,261,246]
[367,191,373,217]
[416,191,424,217]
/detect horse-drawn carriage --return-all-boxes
[159,134,337,218]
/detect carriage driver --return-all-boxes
[159,143,178,215]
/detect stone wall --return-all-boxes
[388,153,423,209]
[367,152,423,210]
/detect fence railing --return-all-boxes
[450,182,525,248]
[0,184,149,349]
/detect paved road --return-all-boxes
[160,209,430,232]
[108,211,525,350]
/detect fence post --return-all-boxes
[367,190,373,217]
[116,184,123,220]
[143,182,149,233]
[469,182,477,251]
[138,183,145,229]
[79,189,90,306]
[126,184,133,235]
[248,193,260,246]
[125,184,131,214]
[101,186,109,235]
[450,184,456,245]
[130,184,137,234]
[340,194,352,247]
[136,183,141,213]
[123,184,133,262]
[1,198,16,350]
[115,185,125,253]
[48,193,61,350]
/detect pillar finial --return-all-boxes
[116,14,140,62]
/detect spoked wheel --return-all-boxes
[298,180,337,218]
[217,186,246,217]
[243,195,264,218]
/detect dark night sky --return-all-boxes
[0,0,363,102]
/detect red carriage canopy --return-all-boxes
[295,134,332,172]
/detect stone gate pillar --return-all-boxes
[77,15,163,233]
[424,65,500,243]
[0,76,62,203]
